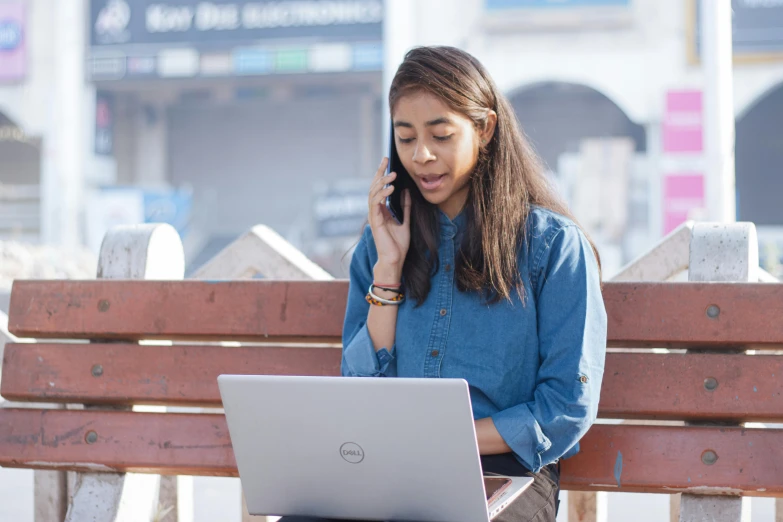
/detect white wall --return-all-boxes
[382,0,783,126]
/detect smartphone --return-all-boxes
[385,121,412,225]
[484,476,513,504]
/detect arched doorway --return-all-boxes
[736,82,783,277]
[507,82,649,275]
[508,81,646,171]
[736,82,783,226]
[0,110,42,242]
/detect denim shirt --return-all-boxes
[341,206,607,473]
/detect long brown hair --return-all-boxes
[390,46,601,305]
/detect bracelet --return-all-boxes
[366,284,405,306]
[373,281,401,288]
[372,284,403,294]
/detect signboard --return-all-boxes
[691,0,783,60]
[87,0,383,80]
[484,0,632,29]
[662,90,703,154]
[90,0,383,47]
[663,174,705,234]
[313,182,368,238]
[95,91,114,156]
[486,0,629,8]
[0,3,26,83]
[86,186,193,253]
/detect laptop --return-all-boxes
[218,375,533,522]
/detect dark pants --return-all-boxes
[278,453,560,522]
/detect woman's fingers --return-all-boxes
[369,173,396,208]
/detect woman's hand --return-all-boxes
[368,158,412,278]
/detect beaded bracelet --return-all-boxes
[366,284,405,306]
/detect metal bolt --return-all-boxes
[706,305,720,319]
[703,377,718,391]
[85,431,98,444]
[701,450,718,466]
[91,364,103,378]
[98,300,110,313]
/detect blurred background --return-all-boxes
[0,0,782,520]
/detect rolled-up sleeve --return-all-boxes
[341,229,397,377]
[491,224,607,472]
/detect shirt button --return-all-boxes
[445,264,452,272]
[431,350,439,357]
[440,308,447,316]
[579,375,589,384]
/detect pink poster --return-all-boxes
[0,3,25,82]
[662,90,702,153]
[663,174,705,234]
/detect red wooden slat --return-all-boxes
[8,280,347,342]
[603,282,783,348]
[0,409,779,495]
[8,281,783,347]
[1,343,342,406]
[598,352,783,422]
[3,346,782,423]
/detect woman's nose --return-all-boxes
[412,143,435,164]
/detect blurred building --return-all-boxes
[386,0,783,278]
[1,0,782,281]
[84,0,384,275]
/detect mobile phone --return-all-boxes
[385,122,412,225]
[484,476,513,503]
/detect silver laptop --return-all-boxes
[218,375,533,522]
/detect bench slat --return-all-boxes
[1,343,342,406]
[3,345,783,422]
[8,280,347,342]
[8,281,783,347]
[0,409,779,495]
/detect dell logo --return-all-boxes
[339,442,364,464]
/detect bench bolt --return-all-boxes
[701,450,718,465]
[85,431,98,444]
[706,305,720,319]
[703,377,718,391]
[91,364,103,377]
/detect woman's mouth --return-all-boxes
[418,174,447,191]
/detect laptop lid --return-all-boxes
[218,375,492,522]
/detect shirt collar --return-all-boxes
[438,209,467,240]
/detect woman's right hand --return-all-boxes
[368,158,412,276]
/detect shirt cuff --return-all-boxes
[341,323,396,377]
[491,404,552,473]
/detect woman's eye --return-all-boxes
[434,134,453,142]
[398,137,415,144]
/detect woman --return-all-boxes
[286,46,607,522]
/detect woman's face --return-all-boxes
[392,91,495,219]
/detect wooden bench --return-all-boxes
[0,223,781,522]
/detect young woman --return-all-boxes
[284,46,607,522]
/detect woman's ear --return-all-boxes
[480,110,498,145]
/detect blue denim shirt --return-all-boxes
[341,206,607,473]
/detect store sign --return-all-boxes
[662,90,703,154]
[693,0,783,57]
[663,174,705,234]
[95,91,114,156]
[90,0,383,47]
[486,0,629,8]
[313,182,368,238]
[0,3,26,82]
[484,0,631,29]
